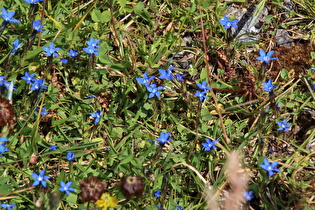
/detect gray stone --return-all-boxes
[275,29,294,47]
[225,4,268,43]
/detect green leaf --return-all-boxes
[280,69,288,79]
[134,2,145,15]
[26,48,42,60]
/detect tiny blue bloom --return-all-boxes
[32,169,50,187]
[24,0,43,4]
[30,78,47,91]
[256,49,277,63]
[1,204,16,210]
[68,49,79,58]
[0,7,20,24]
[244,191,254,201]
[59,181,74,195]
[89,110,102,124]
[196,81,210,92]
[36,107,48,116]
[177,206,183,210]
[67,151,75,162]
[219,16,239,29]
[156,131,173,144]
[61,58,68,63]
[194,90,207,102]
[0,144,8,154]
[49,145,57,151]
[262,79,277,92]
[259,158,280,177]
[10,39,22,55]
[42,43,61,57]
[83,38,101,56]
[136,72,155,87]
[0,137,9,143]
[201,138,219,151]
[154,190,161,198]
[83,46,100,55]
[175,73,186,82]
[32,20,45,32]
[158,67,173,80]
[86,38,101,48]
[21,72,36,84]
[276,119,292,132]
[146,83,164,98]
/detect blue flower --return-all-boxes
[86,38,101,48]
[10,39,22,55]
[87,95,96,98]
[276,119,292,132]
[21,72,36,84]
[177,206,183,210]
[67,151,75,162]
[36,107,48,116]
[244,191,254,201]
[30,78,47,91]
[42,43,61,57]
[1,204,16,210]
[146,83,164,98]
[89,110,102,124]
[156,131,173,144]
[136,72,155,87]
[83,46,100,56]
[3,80,15,91]
[259,158,280,177]
[68,49,78,58]
[201,138,219,151]
[219,16,239,29]
[24,0,43,4]
[313,84,315,90]
[0,144,8,154]
[262,79,277,92]
[61,58,68,64]
[83,38,101,56]
[158,68,173,80]
[157,206,161,210]
[32,169,50,187]
[49,145,57,151]
[154,190,161,198]
[0,137,9,143]
[194,90,207,102]
[0,7,20,24]
[59,181,74,195]
[311,67,315,71]
[175,73,186,82]
[256,49,277,63]
[32,20,45,32]
[0,76,8,87]
[196,81,210,92]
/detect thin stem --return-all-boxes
[197,0,230,145]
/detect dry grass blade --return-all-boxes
[223,151,249,210]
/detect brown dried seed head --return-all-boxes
[0,97,14,127]
[120,175,145,199]
[79,176,106,203]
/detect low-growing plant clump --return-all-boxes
[0,0,314,209]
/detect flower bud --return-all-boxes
[79,176,106,203]
[120,175,145,199]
